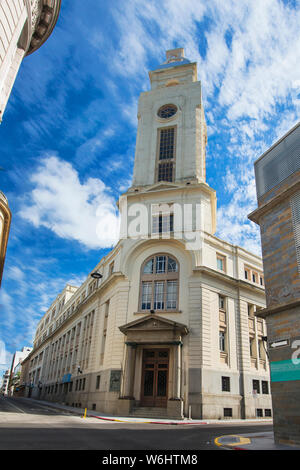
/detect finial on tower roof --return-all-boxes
[165,48,185,64]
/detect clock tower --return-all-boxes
[121,48,217,242]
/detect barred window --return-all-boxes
[158,161,174,182]
[222,376,230,392]
[157,127,176,182]
[159,128,175,160]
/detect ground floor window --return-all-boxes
[224,408,232,417]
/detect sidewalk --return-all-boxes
[23,397,272,426]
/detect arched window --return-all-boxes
[139,254,179,312]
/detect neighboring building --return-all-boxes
[0,0,61,120]
[1,369,10,395]
[0,191,11,286]
[249,122,300,446]
[8,346,32,395]
[22,49,271,420]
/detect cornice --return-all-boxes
[193,265,265,296]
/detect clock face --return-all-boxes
[157,104,177,119]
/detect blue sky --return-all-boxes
[1,0,300,377]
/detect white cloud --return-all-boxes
[19,156,120,249]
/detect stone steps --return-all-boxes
[130,407,182,420]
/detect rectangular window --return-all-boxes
[256,408,263,417]
[159,127,175,160]
[265,409,272,417]
[166,281,177,310]
[224,408,232,417]
[219,330,226,352]
[141,282,152,310]
[69,382,73,392]
[154,282,164,310]
[253,380,260,394]
[109,262,114,276]
[158,161,174,182]
[96,375,101,390]
[222,376,230,392]
[152,213,174,233]
[156,256,166,274]
[82,378,86,390]
[217,254,226,272]
[262,381,269,394]
[219,295,225,310]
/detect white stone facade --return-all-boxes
[21,50,272,420]
[0,190,11,286]
[0,0,61,119]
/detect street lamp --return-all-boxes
[90,272,103,279]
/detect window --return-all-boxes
[222,376,230,392]
[96,375,101,390]
[219,330,226,352]
[157,127,176,182]
[265,409,272,417]
[69,382,73,392]
[109,262,114,276]
[152,213,174,234]
[256,408,263,417]
[140,254,179,312]
[219,295,225,310]
[244,265,264,286]
[262,381,269,394]
[253,380,260,394]
[217,254,226,272]
[157,104,177,119]
[158,161,174,182]
[224,408,232,417]
[159,127,175,159]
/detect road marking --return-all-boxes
[214,435,251,448]
[2,399,26,414]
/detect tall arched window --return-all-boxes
[139,254,179,312]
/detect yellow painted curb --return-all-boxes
[215,435,251,448]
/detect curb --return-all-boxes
[89,414,209,425]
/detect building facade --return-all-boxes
[0,0,61,120]
[1,369,10,395]
[21,49,272,420]
[249,122,300,445]
[0,191,11,286]
[8,346,32,395]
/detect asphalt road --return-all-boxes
[0,396,273,452]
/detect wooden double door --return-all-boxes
[141,349,169,407]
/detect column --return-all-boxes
[122,342,137,399]
[173,341,182,399]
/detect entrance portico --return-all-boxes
[119,315,188,418]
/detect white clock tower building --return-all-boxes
[25,49,272,421]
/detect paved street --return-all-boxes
[0,396,273,451]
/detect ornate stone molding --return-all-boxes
[31,0,42,31]
[26,0,62,56]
